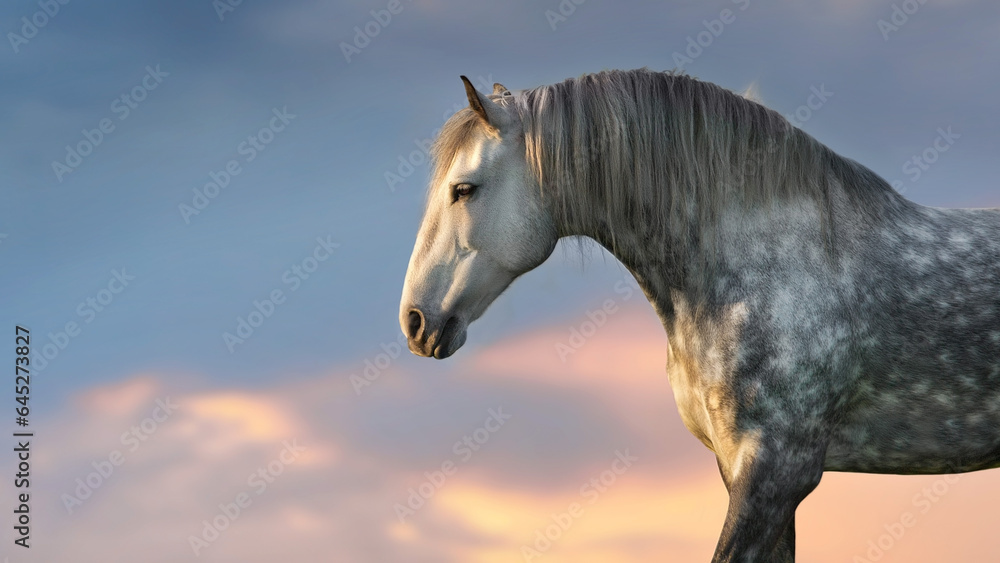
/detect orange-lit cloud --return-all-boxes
[20,305,1000,562]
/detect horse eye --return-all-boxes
[451,183,477,202]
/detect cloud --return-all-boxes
[20,306,1000,561]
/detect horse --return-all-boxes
[398,68,1000,562]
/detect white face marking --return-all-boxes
[399,126,558,358]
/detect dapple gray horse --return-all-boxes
[398,68,1000,562]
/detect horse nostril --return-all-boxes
[406,309,424,340]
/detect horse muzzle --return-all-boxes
[402,308,467,359]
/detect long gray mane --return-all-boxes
[432,68,903,256]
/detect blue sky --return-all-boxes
[3,1,1000,561]
[1,0,998,438]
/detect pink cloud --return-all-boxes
[21,306,1000,562]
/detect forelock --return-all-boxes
[429,95,514,192]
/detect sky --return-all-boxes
[1,0,999,561]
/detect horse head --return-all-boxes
[399,77,558,358]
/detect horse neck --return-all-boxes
[548,180,689,315]
[548,150,890,319]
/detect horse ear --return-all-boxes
[492,82,511,96]
[461,75,512,130]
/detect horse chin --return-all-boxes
[432,319,467,359]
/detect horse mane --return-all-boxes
[431,68,902,256]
